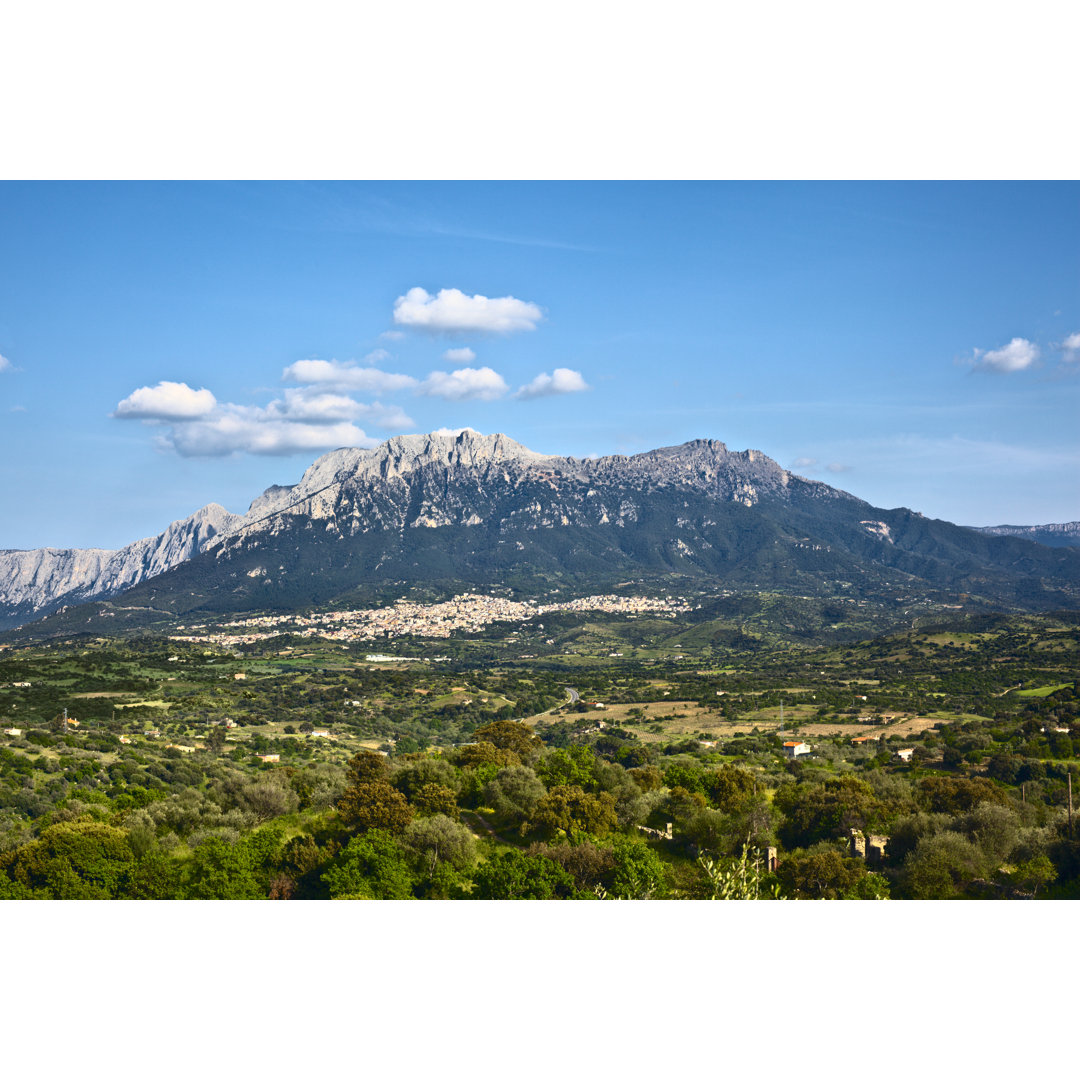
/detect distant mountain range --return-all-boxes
[2,430,1079,636]
[975,521,1080,548]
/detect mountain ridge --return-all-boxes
[976,521,1080,549]
[2,429,1078,635]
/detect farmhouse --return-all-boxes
[782,740,811,758]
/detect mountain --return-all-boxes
[976,521,1080,549]
[0,503,240,630]
[4,430,1080,638]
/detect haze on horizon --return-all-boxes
[1,181,1077,552]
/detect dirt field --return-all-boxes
[533,699,966,743]
[783,715,955,738]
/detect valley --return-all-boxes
[2,599,1077,900]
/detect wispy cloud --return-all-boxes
[443,347,476,363]
[815,433,1080,477]
[393,287,542,334]
[0,353,12,373]
[164,411,378,458]
[421,222,598,253]
[790,456,851,475]
[244,183,596,252]
[420,366,509,401]
[1060,331,1080,363]
[271,387,412,429]
[514,367,589,400]
[282,358,419,393]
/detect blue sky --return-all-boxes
[1,181,1077,550]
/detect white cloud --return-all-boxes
[0,353,11,373]
[433,426,480,437]
[971,337,1040,373]
[443,347,476,362]
[165,411,378,457]
[514,367,589,400]
[282,358,418,393]
[272,388,368,423]
[114,381,217,420]
[420,366,509,401]
[393,287,542,333]
[826,462,852,473]
[363,348,391,364]
[792,457,818,470]
[121,381,412,458]
[1061,331,1080,362]
[352,402,414,429]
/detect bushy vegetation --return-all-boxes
[1,614,1077,899]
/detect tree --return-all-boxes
[453,741,520,770]
[918,776,1008,815]
[705,765,757,813]
[774,776,881,849]
[536,746,602,791]
[901,831,982,899]
[471,849,580,899]
[775,848,868,899]
[529,785,618,840]
[237,778,300,823]
[663,762,706,794]
[205,727,226,752]
[472,720,541,760]
[125,850,183,899]
[345,750,390,786]
[187,835,270,899]
[391,757,460,799]
[411,782,459,820]
[628,765,663,792]
[1011,854,1057,896]
[483,767,546,824]
[401,815,476,877]
[609,837,669,899]
[336,780,414,834]
[526,840,615,892]
[322,830,415,899]
[1,821,135,899]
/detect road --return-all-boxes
[565,686,580,704]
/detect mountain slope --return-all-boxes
[976,521,1080,549]
[6,430,1079,641]
[0,503,240,630]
